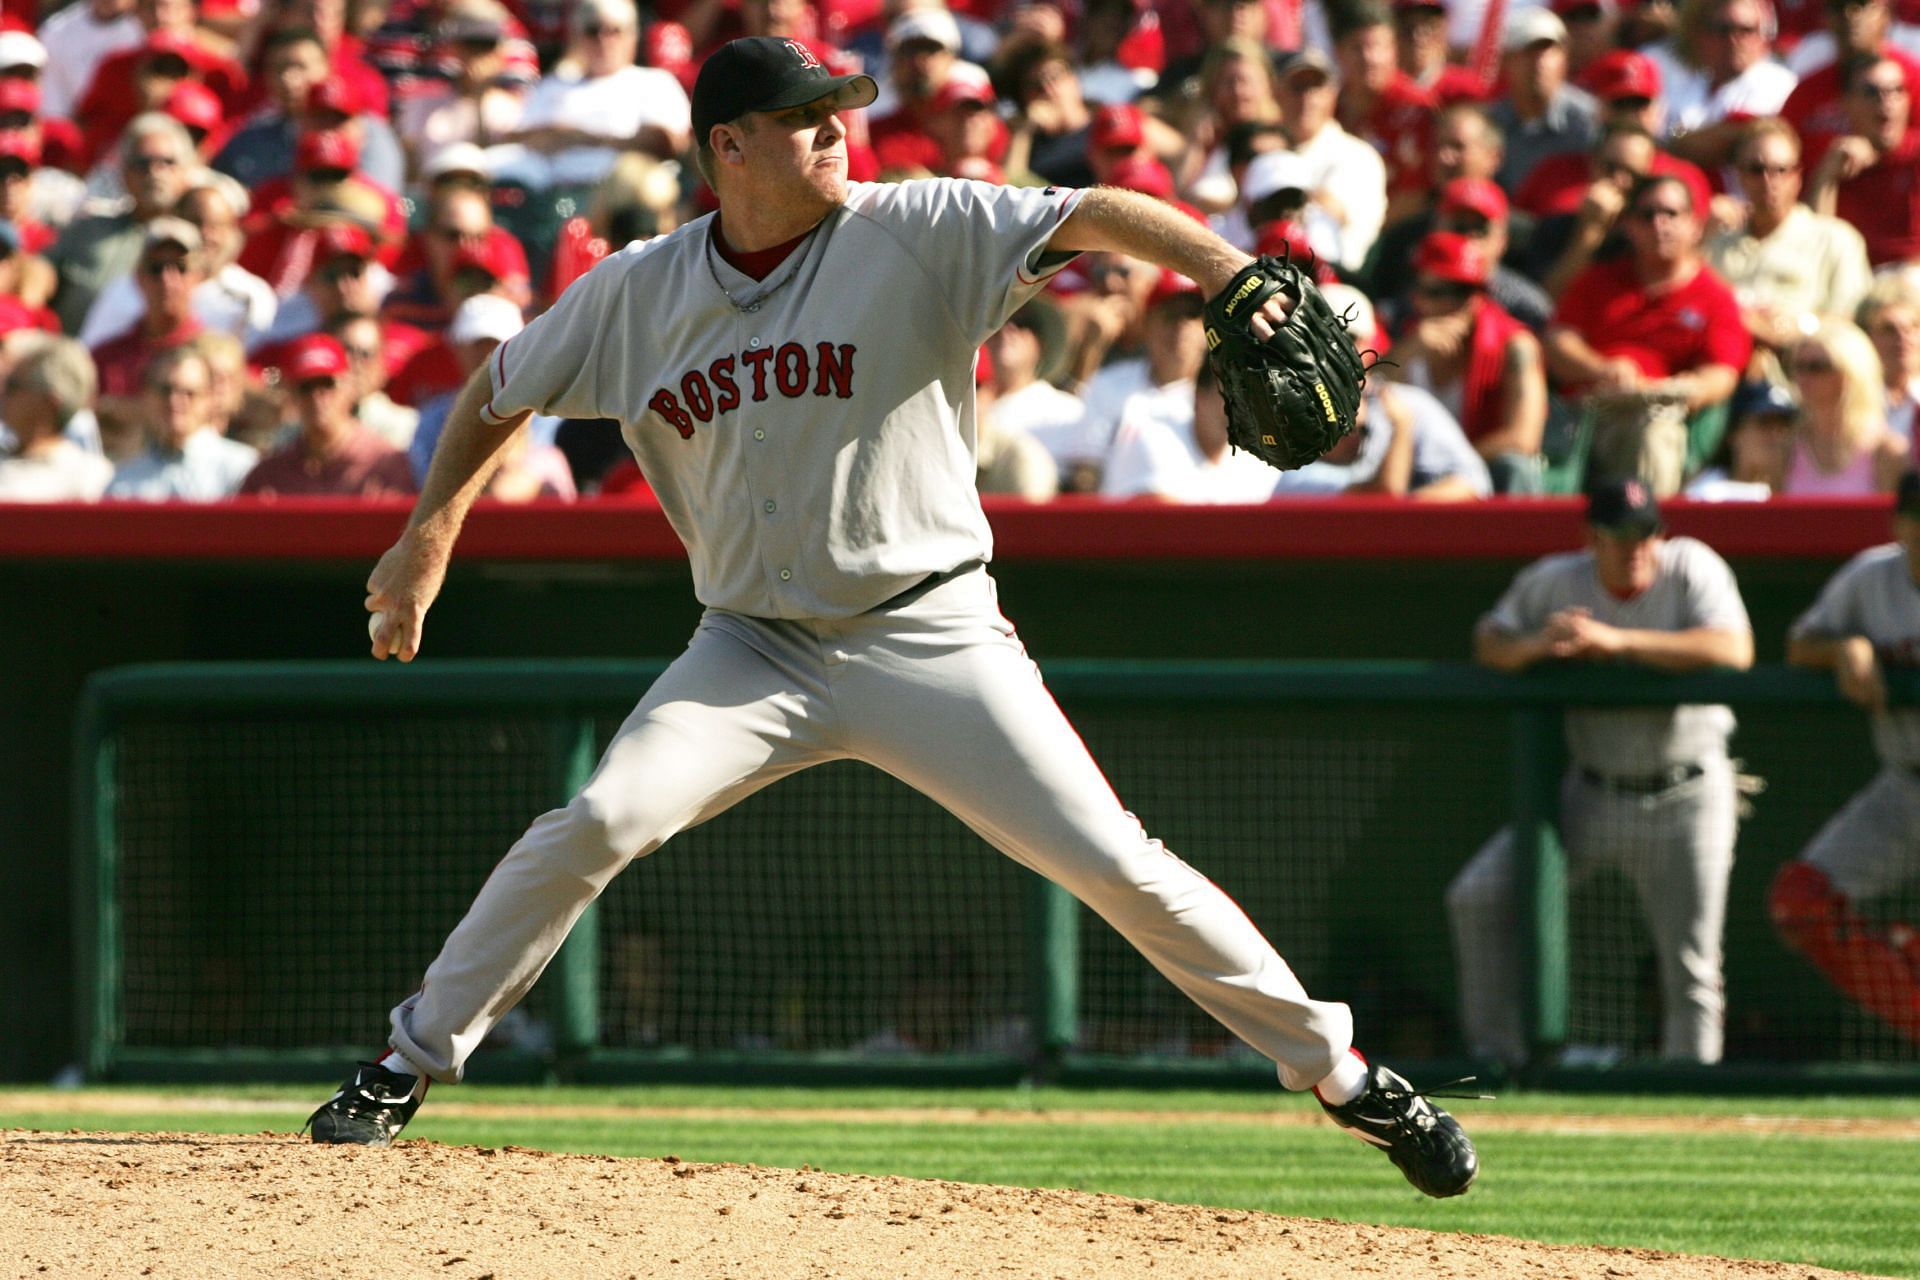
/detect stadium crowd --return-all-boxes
[1,0,1919,503]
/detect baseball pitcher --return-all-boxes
[305,37,1477,1197]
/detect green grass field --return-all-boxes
[5,1085,1916,1277]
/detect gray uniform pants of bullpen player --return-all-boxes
[1446,757,1739,1068]
[388,566,1356,1091]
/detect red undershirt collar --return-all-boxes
[713,215,812,282]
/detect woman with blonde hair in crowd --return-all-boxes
[1782,318,1910,495]
[1182,37,1283,211]
[1857,277,1920,444]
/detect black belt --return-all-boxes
[875,559,985,611]
[1580,763,1706,795]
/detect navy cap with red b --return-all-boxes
[692,37,878,146]
[1586,477,1663,537]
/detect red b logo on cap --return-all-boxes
[784,39,821,69]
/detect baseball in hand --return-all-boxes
[368,611,387,646]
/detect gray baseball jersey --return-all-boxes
[483,179,1083,620]
[1482,537,1751,773]
[1789,544,1920,768]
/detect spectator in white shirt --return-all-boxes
[1272,47,1388,272]
[107,346,257,499]
[0,336,111,501]
[1080,269,1210,475]
[1102,360,1281,502]
[34,0,142,122]
[985,299,1094,489]
[507,0,691,188]
[1647,0,1797,168]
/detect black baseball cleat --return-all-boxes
[306,1062,425,1147]
[1320,1062,1482,1198]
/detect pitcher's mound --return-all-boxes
[0,1131,1876,1279]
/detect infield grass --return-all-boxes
[3,1085,1915,1277]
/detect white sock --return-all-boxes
[1312,1048,1370,1105]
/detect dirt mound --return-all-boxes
[0,1131,1877,1279]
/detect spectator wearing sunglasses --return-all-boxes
[105,345,258,499]
[88,216,209,458]
[239,332,415,496]
[1806,52,1920,265]
[78,182,276,351]
[1394,230,1551,492]
[1646,0,1797,168]
[1782,0,1920,140]
[47,113,197,335]
[1707,117,1871,363]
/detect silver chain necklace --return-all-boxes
[705,223,807,314]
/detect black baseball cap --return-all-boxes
[1586,477,1664,537]
[1896,470,1920,517]
[691,37,878,145]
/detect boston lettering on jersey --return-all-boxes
[647,340,857,438]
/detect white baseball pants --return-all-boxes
[1445,758,1738,1068]
[389,567,1353,1090]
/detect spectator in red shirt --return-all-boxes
[1519,50,1715,217]
[1394,230,1551,491]
[1395,0,1491,102]
[239,332,415,496]
[88,216,208,457]
[925,74,1010,179]
[870,8,981,174]
[1362,101,1512,302]
[1335,0,1438,222]
[238,128,408,296]
[381,185,531,329]
[1781,0,1920,141]
[267,0,391,121]
[74,0,248,166]
[1547,172,1749,415]
[1808,52,1920,265]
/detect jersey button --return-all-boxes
[749,338,762,349]
[779,569,792,581]
[753,429,765,441]
[763,500,776,513]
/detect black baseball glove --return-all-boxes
[1202,253,1369,471]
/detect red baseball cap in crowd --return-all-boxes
[315,222,376,264]
[141,30,199,69]
[1253,219,1338,283]
[297,128,361,172]
[165,80,224,133]
[1437,176,1509,224]
[1580,48,1661,101]
[1106,153,1175,200]
[0,76,38,116]
[0,128,39,164]
[1089,103,1145,152]
[1146,267,1202,309]
[285,333,350,383]
[451,234,525,282]
[644,20,694,76]
[307,77,365,120]
[933,75,995,110]
[1414,230,1491,286]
